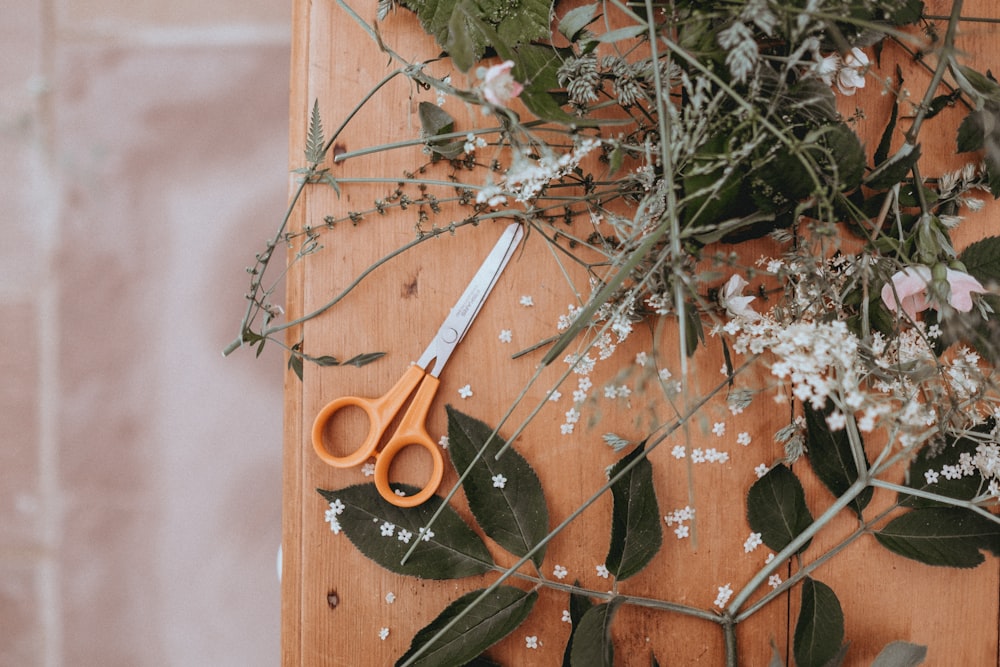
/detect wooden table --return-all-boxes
[281,1,1000,664]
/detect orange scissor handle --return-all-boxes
[312,365,445,507]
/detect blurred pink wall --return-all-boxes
[2,2,289,664]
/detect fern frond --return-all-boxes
[305,99,326,164]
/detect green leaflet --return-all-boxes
[417,101,463,159]
[793,578,846,667]
[395,586,537,667]
[871,641,927,667]
[305,99,326,164]
[317,484,494,579]
[445,406,549,567]
[803,403,872,520]
[873,507,1000,568]
[569,598,622,667]
[746,464,814,554]
[561,585,595,667]
[605,442,663,580]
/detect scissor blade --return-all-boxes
[417,222,524,377]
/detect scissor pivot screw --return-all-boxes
[442,327,459,343]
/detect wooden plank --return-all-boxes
[283,1,1000,664]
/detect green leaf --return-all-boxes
[746,464,813,553]
[871,641,927,667]
[342,351,386,368]
[899,428,985,508]
[595,24,648,43]
[873,507,1000,567]
[401,0,551,71]
[793,578,845,667]
[558,3,599,43]
[605,443,662,580]
[417,101,464,159]
[803,403,872,520]
[569,598,622,667]
[956,109,986,153]
[395,586,537,667]
[446,406,549,566]
[562,585,595,667]
[288,353,303,381]
[317,484,494,579]
[959,235,1000,282]
[864,143,921,191]
[305,99,326,164]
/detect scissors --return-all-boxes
[312,222,524,507]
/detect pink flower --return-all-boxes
[480,60,523,107]
[881,265,986,320]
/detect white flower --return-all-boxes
[743,532,763,553]
[379,627,389,641]
[595,564,610,578]
[714,583,734,608]
[492,474,507,489]
[361,462,376,477]
[480,60,524,107]
[458,384,473,399]
[397,529,413,544]
[553,564,568,579]
[498,329,513,343]
[754,463,769,478]
[719,274,761,321]
[674,524,690,539]
[737,432,752,446]
[561,609,572,623]
[836,48,869,95]
[385,592,396,604]
[768,574,782,589]
[438,435,449,449]
[519,295,534,307]
[671,445,686,459]
[379,521,395,537]
[712,422,726,437]
[525,635,539,649]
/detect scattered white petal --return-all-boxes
[743,532,763,553]
[561,609,572,623]
[385,592,396,604]
[458,384,473,399]
[519,295,534,307]
[714,583,734,608]
[498,329,513,343]
[438,435,449,449]
[379,627,390,641]
[635,351,649,366]
[560,423,575,435]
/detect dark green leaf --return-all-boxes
[899,429,985,508]
[873,76,900,166]
[317,484,494,579]
[558,3,599,42]
[305,99,326,164]
[956,110,986,153]
[864,143,921,191]
[793,578,845,667]
[446,406,549,566]
[605,443,662,580]
[418,100,454,137]
[871,641,927,667]
[462,656,502,667]
[396,586,537,667]
[310,355,341,367]
[874,507,1000,567]
[803,403,872,520]
[288,353,303,381]
[746,464,813,553]
[569,598,622,667]
[562,585,595,667]
[959,235,1000,282]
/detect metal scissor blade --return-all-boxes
[417,222,524,377]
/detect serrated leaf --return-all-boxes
[793,578,845,667]
[605,443,662,580]
[569,598,622,667]
[396,586,537,667]
[873,507,1000,567]
[305,99,326,163]
[959,235,1000,282]
[956,110,986,153]
[562,585,595,667]
[558,3,599,42]
[746,464,813,553]
[446,406,549,567]
[871,641,927,667]
[803,403,872,520]
[317,484,494,579]
[899,429,984,508]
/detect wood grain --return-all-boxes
[282,1,1000,664]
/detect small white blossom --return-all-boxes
[519,295,534,307]
[498,329,512,343]
[525,635,539,649]
[768,574,782,589]
[714,584,734,608]
[361,462,376,477]
[674,524,690,539]
[671,445,686,459]
[595,564,610,578]
[754,463,769,478]
[635,351,649,366]
[385,592,396,604]
[553,564,568,579]
[712,422,726,437]
[418,527,435,542]
[438,435,449,449]
[379,521,395,537]
[743,532,763,553]
[458,384,473,399]
[397,529,412,544]
[737,432,752,446]
[492,474,507,489]
[561,609,572,623]
[560,423,575,435]
[548,390,562,402]
[379,627,389,641]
